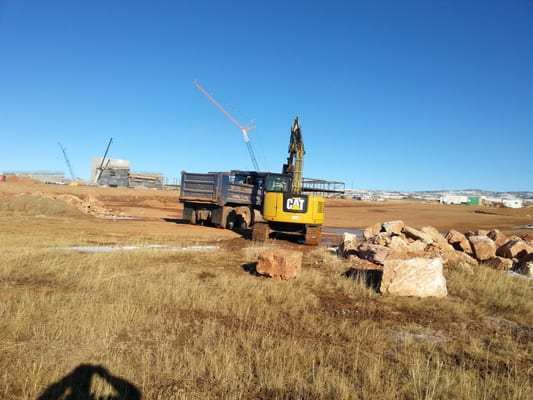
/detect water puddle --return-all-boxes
[321,228,364,246]
[58,244,220,253]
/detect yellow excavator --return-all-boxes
[252,117,325,245]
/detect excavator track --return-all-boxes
[305,226,322,246]
[252,222,271,241]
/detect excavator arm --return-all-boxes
[282,116,305,194]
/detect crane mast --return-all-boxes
[58,142,76,181]
[283,117,305,194]
[194,81,259,171]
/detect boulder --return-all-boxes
[256,249,303,280]
[338,232,359,258]
[403,226,434,245]
[521,233,533,245]
[357,243,390,265]
[487,229,508,247]
[382,220,404,236]
[439,249,479,269]
[496,239,533,259]
[468,235,496,261]
[484,256,514,271]
[421,226,453,250]
[445,229,473,254]
[380,258,447,298]
[363,222,382,240]
[514,253,533,278]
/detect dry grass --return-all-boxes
[1,200,532,399]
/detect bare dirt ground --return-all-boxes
[1,180,532,245]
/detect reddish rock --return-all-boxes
[256,249,303,280]
[357,243,390,265]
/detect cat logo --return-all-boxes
[286,197,305,211]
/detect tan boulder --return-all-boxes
[402,226,434,244]
[380,257,447,298]
[445,229,473,254]
[468,235,496,261]
[487,229,508,247]
[484,256,514,270]
[382,220,404,236]
[364,222,382,240]
[421,226,453,250]
[256,249,303,280]
[496,239,533,259]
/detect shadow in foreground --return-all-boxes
[342,268,383,292]
[242,261,264,277]
[37,364,141,400]
[163,218,189,224]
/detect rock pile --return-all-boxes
[338,220,533,279]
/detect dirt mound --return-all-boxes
[0,195,85,217]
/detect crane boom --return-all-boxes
[194,81,259,170]
[58,142,76,181]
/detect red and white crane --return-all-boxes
[194,80,259,170]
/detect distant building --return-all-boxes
[90,157,164,189]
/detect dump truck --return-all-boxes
[180,170,268,229]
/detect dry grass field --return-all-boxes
[0,181,532,399]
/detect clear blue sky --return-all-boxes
[1,0,532,191]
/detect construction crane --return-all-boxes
[194,80,259,170]
[94,137,113,184]
[58,142,76,181]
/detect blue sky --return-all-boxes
[1,0,532,191]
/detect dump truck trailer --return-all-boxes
[179,170,265,229]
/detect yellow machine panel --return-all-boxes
[262,192,325,225]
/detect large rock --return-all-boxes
[514,253,533,278]
[468,235,496,261]
[256,249,303,280]
[382,220,404,235]
[380,258,447,298]
[496,239,533,259]
[363,222,382,240]
[338,232,359,258]
[487,229,508,247]
[403,226,434,245]
[445,229,473,254]
[421,226,453,250]
[484,256,514,271]
[357,243,390,265]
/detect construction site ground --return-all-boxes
[1,181,531,247]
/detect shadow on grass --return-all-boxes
[341,268,383,292]
[242,261,269,278]
[37,364,141,400]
